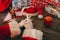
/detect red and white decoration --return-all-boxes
[14,9,23,17]
[21,5,44,19]
[3,9,23,22]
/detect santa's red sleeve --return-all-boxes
[0,0,12,12]
[0,24,11,40]
[0,20,21,40]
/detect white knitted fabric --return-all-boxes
[9,20,21,38]
[19,19,33,29]
[22,29,43,40]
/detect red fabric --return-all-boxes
[24,5,43,15]
[0,24,11,40]
[24,7,37,13]
[30,0,40,6]
[23,37,37,40]
[0,0,12,12]
[14,9,24,18]
[35,5,43,15]
[14,9,21,12]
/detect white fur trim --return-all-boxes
[3,12,12,22]
[22,29,37,39]
[38,15,43,19]
[9,21,21,38]
[57,13,60,18]
[36,30,43,40]
[22,29,43,40]
[15,11,23,16]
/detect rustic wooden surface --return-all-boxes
[0,10,60,40]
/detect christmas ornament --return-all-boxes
[44,16,53,28]
[21,4,44,19]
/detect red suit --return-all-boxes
[0,0,12,12]
[0,24,11,40]
[0,20,21,40]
